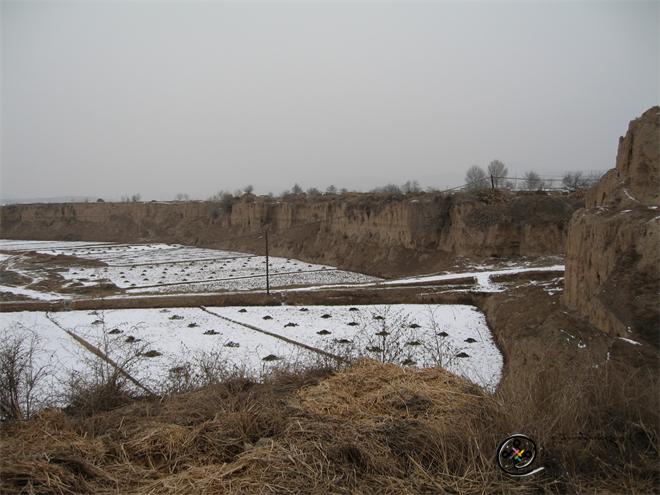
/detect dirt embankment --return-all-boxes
[0,190,579,277]
[563,106,660,345]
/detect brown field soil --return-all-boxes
[0,250,122,298]
[0,270,33,287]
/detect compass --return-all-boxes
[497,434,537,475]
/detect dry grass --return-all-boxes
[2,357,656,494]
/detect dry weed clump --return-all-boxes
[1,357,658,494]
[296,359,482,422]
[0,409,117,494]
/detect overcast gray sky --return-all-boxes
[1,1,658,201]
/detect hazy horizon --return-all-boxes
[1,1,658,202]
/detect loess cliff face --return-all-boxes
[0,191,578,277]
[564,106,660,344]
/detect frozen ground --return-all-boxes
[383,265,565,292]
[0,285,63,301]
[1,240,565,301]
[210,304,502,390]
[285,265,565,294]
[0,304,503,405]
[0,240,379,296]
[48,308,314,392]
[1,312,92,409]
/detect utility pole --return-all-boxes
[265,229,270,295]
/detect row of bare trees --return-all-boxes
[465,160,602,192]
[122,167,602,204]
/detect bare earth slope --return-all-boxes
[564,106,660,345]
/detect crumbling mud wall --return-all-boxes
[564,106,660,345]
[1,190,579,277]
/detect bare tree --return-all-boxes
[319,305,465,369]
[465,165,488,191]
[243,185,254,194]
[219,192,234,212]
[562,172,588,191]
[523,171,543,190]
[209,190,235,212]
[371,184,402,194]
[487,160,508,187]
[562,171,602,192]
[163,345,244,395]
[291,183,304,195]
[174,193,190,201]
[66,315,152,415]
[321,307,419,366]
[326,185,337,194]
[130,193,141,202]
[207,190,224,201]
[306,187,321,197]
[0,331,50,420]
[586,171,604,187]
[401,180,421,194]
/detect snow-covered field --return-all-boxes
[0,240,379,296]
[48,308,314,392]
[0,304,503,410]
[1,312,93,409]
[209,304,502,390]
[0,240,566,300]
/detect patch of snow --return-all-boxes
[0,304,503,401]
[622,188,639,203]
[209,304,503,391]
[384,265,565,293]
[0,285,65,301]
[618,337,641,346]
[19,241,379,293]
[0,312,96,408]
[47,308,317,392]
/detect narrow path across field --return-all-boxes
[200,306,345,364]
[45,313,155,396]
